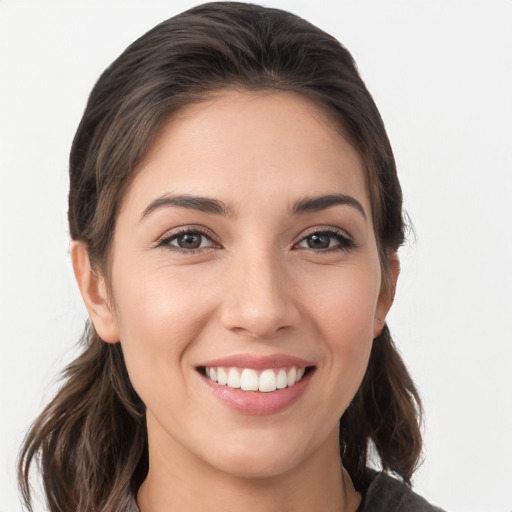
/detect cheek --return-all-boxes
[114,259,215,335]
[303,264,379,403]
[110,265,216,400]
[306,263,380,342]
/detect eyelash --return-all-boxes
[156,227,219,253]
[155,227,355,253]
[294,228,355,253]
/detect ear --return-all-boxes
[70,241,119,344]
[373,250,400,338]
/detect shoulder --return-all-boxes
[357,472,446,512]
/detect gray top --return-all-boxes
[357,472,446,512]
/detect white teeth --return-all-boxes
[227,367,241,388]
[205,365,309,392]
[276,369,288,389]
[259,369,276,392]
[217,367,228,385]
[287,367,297,387]
[240,369,259,391]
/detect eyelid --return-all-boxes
[153,224,355,253]
[155,225,221,251]
[293,226,355,251]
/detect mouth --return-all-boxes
[196,354,316,415]
[195,355,316,415]
[197,365,315,393]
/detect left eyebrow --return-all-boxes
[140,194,236,222]
[291,194,367,220]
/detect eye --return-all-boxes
[296,229,354,252]
[157,228,217,252]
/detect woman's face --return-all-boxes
[102,90,392,478]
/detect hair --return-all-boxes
[18,3,422,511]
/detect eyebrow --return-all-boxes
[140,194,235,221]
[291,194,367,220]
[140,192,366,222]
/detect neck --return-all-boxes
[137,423,361,512]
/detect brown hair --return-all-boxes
[18,3,422,510]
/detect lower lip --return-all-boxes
[199,370,313,415]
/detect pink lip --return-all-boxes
[199,354,313,370]
[197,353,315,416]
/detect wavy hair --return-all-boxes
[18,3,422,510]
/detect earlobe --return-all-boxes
[70,241,119,344]
[374,251,400,338]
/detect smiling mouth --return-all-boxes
[197,366,315,393]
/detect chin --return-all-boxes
[212,451,303,480]
[200,428,319,480]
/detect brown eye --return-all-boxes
[306,234,330,249]
[296,230,354,252]
[175,233,203,249]
[158,230,215,251]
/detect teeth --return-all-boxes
[287,367,297,387]
[240,369,259,391]
[217,367,228,385]
[259,369,276,392]
[205,365,308,392]
[276,369,288,389]
[227,367,241,388]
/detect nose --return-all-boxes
[219,248,300,339]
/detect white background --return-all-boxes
[1,1,511,511]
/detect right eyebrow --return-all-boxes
[291,193,367,220]
[139,194,236,222]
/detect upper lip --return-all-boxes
[199,354,314,370]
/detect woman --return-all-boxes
[18,2,445,511]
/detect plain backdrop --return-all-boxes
[1,1,511,511]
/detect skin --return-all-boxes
[72,90,398,512]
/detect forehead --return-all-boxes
[120,89,370,219]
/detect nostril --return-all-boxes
[218,282,300,338]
